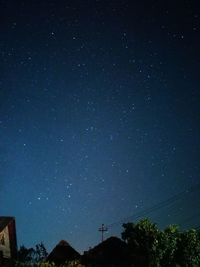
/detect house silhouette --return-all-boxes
[82,236,132,267]
[47,240,80,266]
[0,217,17,267]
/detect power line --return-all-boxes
[107,183,200,228]
[178,213,200,227]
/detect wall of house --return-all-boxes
[0,226,11,258]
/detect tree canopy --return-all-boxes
[15,220,200,267]
[122,218,200,267]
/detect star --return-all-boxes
[1,0,199,254]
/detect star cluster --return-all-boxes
[0,0,200,252]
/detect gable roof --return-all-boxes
[0,217,14,232]
[83,236,131,266]
[47,240,80,266]
[89,236,128,253]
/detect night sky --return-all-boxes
[1,0,200,253]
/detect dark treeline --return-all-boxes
[15,218,200,267]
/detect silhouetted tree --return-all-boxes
[121,218,200,267]
[17,243,48,265]
[122,218,161,266]
[175,229,200,266]
[17,245,35,263]
[35,243,48,262]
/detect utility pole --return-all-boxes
[98,224,108,242]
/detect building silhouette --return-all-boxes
[47,240,80,266]
[0,217,17,267]
[82,236,132,267]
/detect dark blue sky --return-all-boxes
[0,0,200,253]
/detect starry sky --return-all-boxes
[0,0,200,253]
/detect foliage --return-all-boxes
[60,260,82,267]
[16,220,200,267]
[122,218,200,267]
[15,262,55,267]
[17,245,35,263]
[34,243,48,262]
[122,218,161,266]
[175,229,200,266]
[159,225,180,266]
[15,260,82,267]
[17,242,48,265]
[16,242,82,267]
